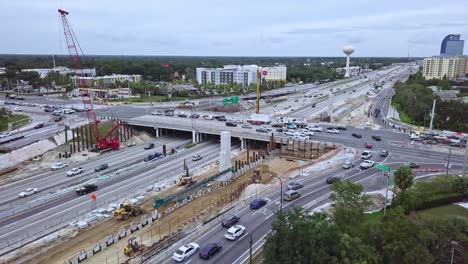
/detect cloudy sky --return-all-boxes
[1,0,467,57]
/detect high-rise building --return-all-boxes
[422,56,468,80]
[440,34,464,56]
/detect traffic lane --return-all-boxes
[0,137,187,207]
[0,143,223,242]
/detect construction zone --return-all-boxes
[0,137,341,264]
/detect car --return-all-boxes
[144,152,164,162]
[127,142,136,147]
[241,124,252,129]
[326,129,340,134]
[224,225,246,240]
[336,126,347,130]
[372,135,382,141]
[52,109,63,115]
[34,123,44,129]
[63,109,75,114]
[0,132,12,138]
[311,103,317,108]
[215,116,227,121]
[423,139,437,145]
[221,214,240,227]
[18,188,39,198]
[192,154,203,161]
[203,115,214,120]
[406,162,420,168]
[287,181,304,190]
[286,124,297,129]
[451,142,466,147]
[199,243,222,260]
[190,114,200,119]
[53,117,62,122]
[365,142,373,149]
[250,198,267,209]
[52,112,61,116]
[261,125,272,131]
[225,121,237,127]
[50,162,68,170]
[177,112,187,118]
[360,160,375,169]
[434,135,447,140]
[256,128,269,133]
[361,151,372,159]
[13,107,22,111]
[276,128,284,133]
[380,150,389,157]
[342,161,355,169]
[95,164,109,172]
[308,126,323,132]
[272,123,283,128]
[326,176,341,184]
[144,143,155,150]
[44,108,53,112]
[151,111,163,115]
[67,167,84,176]
[352,133,362,138]
[283,190,301,201]
[172,243,199,262]
[75,184,98,195]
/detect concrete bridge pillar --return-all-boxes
[240,137,245,150]
[155,127,160,138]
[192,130,198,144]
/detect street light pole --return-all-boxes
[463,135,467,177]
[446,147,452,179]
[272,175,283,211]
[450,240,458,264]
[249,233,253,264]
[384,171,390,216]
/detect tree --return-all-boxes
[451,177,468,199]
[394,166,414,192]
[264,209,341,264]
[330,180,370,232]
[339,233,381,264]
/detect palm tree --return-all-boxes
[394,166,414,192]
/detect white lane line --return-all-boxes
[231,232,270,264]
[184,260,192,264]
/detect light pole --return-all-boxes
[450,240,458,264]
[249,233,253,264]
[272,174,283,211]
[463,135,467,177]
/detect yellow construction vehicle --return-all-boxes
[123,236,146,257]
[250,169,262,183]
[179,159,197,187]
[113,201,144,220]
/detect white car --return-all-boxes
[50,162,68,170]
[203,115,214,120]
[224,225,246,240]
[67,167,84,176]
[326,129,340,134]
[361,151,372,159]
[13,107,23,112]
[360,160,375,169]
[53,109,64,114]
[261,126,272,131]
[63,109,75,114]
[151,111,162,115]
[434,135,447,140]
[172,243,199,262]
[18,188,38,198]
[0,132,12,138]
[308,126,323,132]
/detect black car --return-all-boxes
[199,243,222,260]
[352,133,362,138]
[276,128,284,132]
[75,184,98,195]
[407,162,420,168]
[327,126,337,130]
[44,108,53,112]
[217,116,227,122]
[34,123,44,129]
[221,214,240,227]
[144,143,155,150]
[336,126,347,130]
[54,117,62,122]
[95,164,109,172]
[372,135,382,141]
[225,122,237,127]
[326,176,340,184]
[311,103,316,108]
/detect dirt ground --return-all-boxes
[339,100,373,128]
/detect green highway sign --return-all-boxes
[223,98,228,106]
[376,164,391,173]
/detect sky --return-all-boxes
[1,0,468,57]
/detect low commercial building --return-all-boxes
[71,74,142,87]
[22,66,96,78]
[422,56,468,80]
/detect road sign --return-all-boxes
[223,98,228,106]
[231,96,239,104]
[262,70,268,76]
[91,194,97,201]
[376,164,391,173]
[298,160,305,166]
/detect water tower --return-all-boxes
[343,46,355,78]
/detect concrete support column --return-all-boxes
[192,130,197,144]
[240,138,245,150]
[155,127,160,138]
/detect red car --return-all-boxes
[365,142,373,149]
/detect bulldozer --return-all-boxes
[179,159,197,187]
[113,201,144,220]
[123,236,146,257]
[250,169,262,183]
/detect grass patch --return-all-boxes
[418,204,468,219]
[0,114,30,132]
[391,101,413,124]
[112,95,189,103]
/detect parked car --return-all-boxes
[287,181,304,190]
[311,103,317,108]
[272,123,283,128]
[434,135,447,141]
[67,167,84,176]
[256,128,269,133]
[360,160,375,169]
[203,115,214,120]
[361,151,372,159]
[199,243,222,260]
[372,135,382,141]
[53,117,62,122]
[423,139,437,145]
[63,109,75,114]
[308,126,323,132]
[326,176,341,184]
[151,111,163,115]
[352,133,362,138]
[286,124,297,129]
[190,114,200,119]
[44,108,53,112]
[342,161,355,169]
[50,162,68,170]
[224,225,246,240]
[241,124,252,129]
[336,126,347,130]
[95,164,109,172]
[172,243,199,262]
[283,190,301,201]
[406,162,420,168]
[221,214,240,227]
[192,154,203,161]
[75,184,98,195]
[177,112,187,118]
[144,143,155,150]
[380,150,389,157]
[18,188,39,198]
[250,198,267,209]
[225,121,237,127]
[326,129,340,134]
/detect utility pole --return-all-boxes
[384,171,390,216]
[446,147,452,179]
[450,241,458,264]
[463,135,467,177]
[429,99,436,131]
[255,70,261,114]
[249,233,253,264]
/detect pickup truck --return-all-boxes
[360,160,375,169]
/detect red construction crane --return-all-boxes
[58,9,120,150]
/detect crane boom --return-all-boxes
[58,9,120,150]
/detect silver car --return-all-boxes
[342,161,355,169]
[287,181,304,190]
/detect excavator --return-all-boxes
[179,159,197,187]
[123,236,146,257]
[113,201,144,220]
[250,169,262,183]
